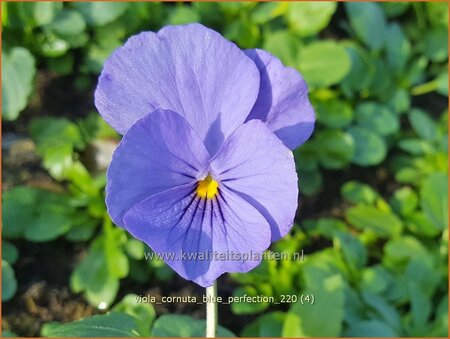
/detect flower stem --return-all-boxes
[206,281,218,338]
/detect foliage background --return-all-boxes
[2,1,449,337]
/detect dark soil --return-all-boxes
[2,241,95,337]
[3,70,95,136]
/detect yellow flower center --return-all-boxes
[196,174,219,199]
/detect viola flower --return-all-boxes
[95,23,315,287]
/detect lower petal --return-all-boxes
[123,184,271,287]
[210,119,298,241]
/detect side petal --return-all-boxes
[210,120,298,241]
[245,49,315,150]
[123,184,271,287]
[106,109,210,227]
[95,23,260,155]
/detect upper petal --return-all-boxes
[123,183,272,287]
[95,23,260,155]
[210,119,299,241]
[106,109,210,226]
[244,49,315,150]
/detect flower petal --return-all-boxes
[95,23,260,155]
[106,109,210,226]
[210,119,298,241]
[123,184,271,287]
[244,49,315,150]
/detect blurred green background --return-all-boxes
[2,1,448,337]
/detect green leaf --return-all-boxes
[30,117,84,153]
[29,117,84,179]
[18,2,62,27]
[298,169,322,196]
[405,258,440,296]
[93,16,128,42]
[348,126,387,166]
[437,71,448,97]
[241,311,285,337]
[345,205,402,236]
[314,218,347,239]
[231,286,269,315]
[343,285,366,325]
[124,239,145,260]
[283,274,344,337]
[250,2,287,24]
[192,3,222,27]
[166,5,200,25]
[345,3,387,51]
[38,32,71,58]
[424,27,448,62]
[341,181,379,205]
[41,312,140,337]
[77,112,119,142]
[334,231,367,269]
[286,2,336,37]
[344,320,397,337]
[298,41,351,88]
[355,102,399,136]
[1,330,17,337]
[315,99,353,128]
[316,130,355,169]
[224,21,259,49]
[151,315,235,337]
[2,2,7,26]
[218,2,254,15]
[2,47,36,121]
[2,186,75,241]
[360,265,391,294]
[405,56,428,87]
[368,60,395,100]
[388,88,410,115]
[431,294,448,337]
[341,45,374,96]
[2,240,19,265]
[65,220,97,242]
[362,291,401,332]
[294,142,318,172]
[383,237,432,268]
[385,24,411,74]
[82,40,122,74]
[390,187,418,216]
[380,2,410,18]
[408,281,431,334]
[406,211,441,237]
[47,54,75,76]
[70,229,128,308]
[2,186,38,238]
[47,9,86,36]
[24,210,74,242]
[2,260,17,301]
[420,172,448,230]
[409,109,438,141]
[398,138,435,155]
[263,30,300,68]
[426,2,448,28]
[113,294,156,337]
[72,2,128,27]
[64,32,89,49]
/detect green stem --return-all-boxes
[411,80,438,96]
[413,2,426,29]
[206,281,218,338]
